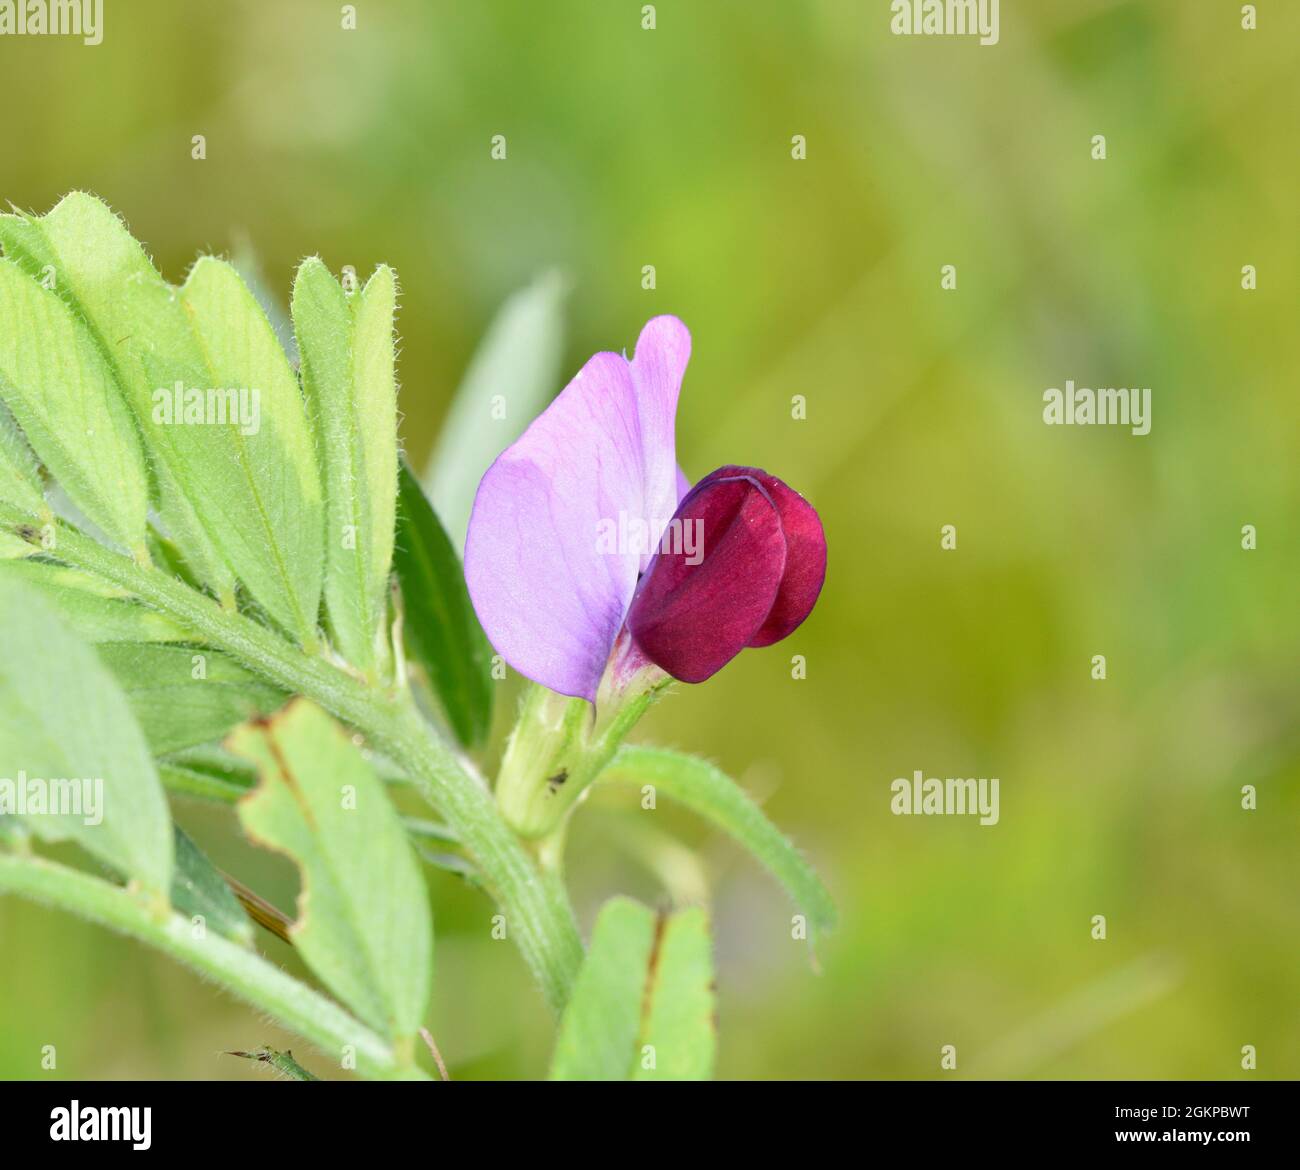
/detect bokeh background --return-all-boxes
[1,0,1296,1079]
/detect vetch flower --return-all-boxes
[469,316,827,839]
[465,316,827,703]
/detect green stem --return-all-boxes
[495,680,667,839]
[3,512,584,1014]
[0,854,426,1081]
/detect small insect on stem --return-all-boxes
[546,768,568,793]
[224,1047,319,1081]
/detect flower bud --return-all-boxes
[627,466,826,683]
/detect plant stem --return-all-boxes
[3,513,584,1014]
[495,678,668,839]
[372,699,585,1010]
[0,854,427,1081]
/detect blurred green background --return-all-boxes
[1,0,1296,1079]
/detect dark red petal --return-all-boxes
[693,466,827,648]
[742,472,826,647]
[627,471,786,683]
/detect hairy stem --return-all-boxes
[3,512,584,1014]
[495,677,669,839]
[0,854,426,1081]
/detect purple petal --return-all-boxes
[464,316,691,700]
[628,316,693,568]
[627,470,787,683]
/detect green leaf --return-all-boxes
[0,258,149,553]
[0,404,44,517]
[146,530,205,593]
[393,461,493,747]
[632,905,715,1081]
[423,270,567,551]
[412,842,480,886]
[176,257,324,640]
[152,458,238,606]
[0,577,173,894]
[159,743,416,807]
[229,699,432,1041]
[97,643,286,754]
[160,750,465,869]
[291,259,398,673]
[603,745,837,940]
[160,758,253,804]
[0,194,330,629]
[0,559,188,643]
[0,194,235,599]
[170,826,253,946]
[550,897,715,1081]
